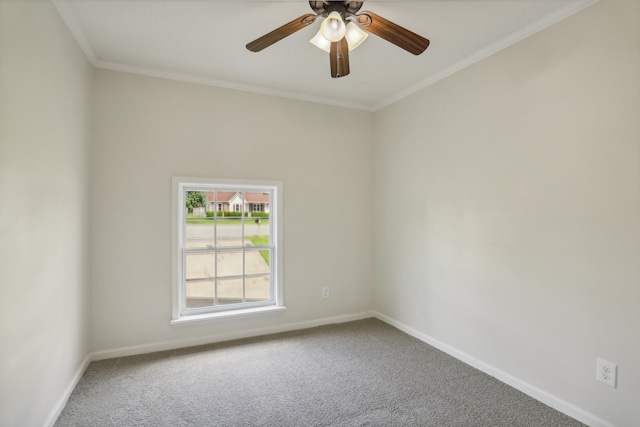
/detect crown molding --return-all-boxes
[94,59,374,111]
[52,0,98,65]
[53,0,598,113]
[373,0,600,111]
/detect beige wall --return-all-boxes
[373,1,640,426]
[89,69,374,352]
[0,1,93,426]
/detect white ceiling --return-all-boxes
[54,0,597,111]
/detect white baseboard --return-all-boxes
[373,312,615,427]
[50,312,610,427]
[90,311,375,361]
[46,312,375,426]
[48,312,373,425]
[43,353,92,427]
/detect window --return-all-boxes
[171,177,284,325]
[253,203,261,212]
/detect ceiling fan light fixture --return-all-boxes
[310,30,331,53]
[320,11,346,42]
[246,1,430,78]
[345,21,368,51]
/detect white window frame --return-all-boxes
[171,177,285,326]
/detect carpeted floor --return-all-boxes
[55,318,585,426]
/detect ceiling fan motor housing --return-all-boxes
[310,1,364,19]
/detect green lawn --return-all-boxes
[249,236,270,265]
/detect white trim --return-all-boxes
[373,312,616,427]
[43,354,91,427]
[171,177,181,321]
[172,177,284,322]
[47,312,372,424]
[170,305,286,326]
[53,0,369,110]
[372,0,600,111]
[53,0,597,112]
[91,311,375,361]
[45,311,611,425]
[94,60,374,112]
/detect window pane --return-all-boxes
[186,280,214,308]
[216,250,243,278]
[246,275,270,302]
[244,192,270,246]
[244,217,269,246]
[185,252,215,309]
[217,278,243,305]
[185,252,215,281]
[185,219,214,249]
[216,215,243,248]
[245,249,270,275]
[184,191,213,248]
[175,180,280,319]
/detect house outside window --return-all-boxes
[171,177,284,325]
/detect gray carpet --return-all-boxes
[55,318,585,426]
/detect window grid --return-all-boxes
[180,186,275,316]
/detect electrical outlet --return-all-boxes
[596,358,617,388]
[321,287,329,299]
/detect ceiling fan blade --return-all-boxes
[246,14,317,52]
[330,38,350,78]
[355,11,429,55]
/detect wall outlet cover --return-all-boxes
[596,358,617,388]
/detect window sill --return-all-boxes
[170,305,286,327]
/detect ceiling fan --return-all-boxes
[246,1,430,78]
